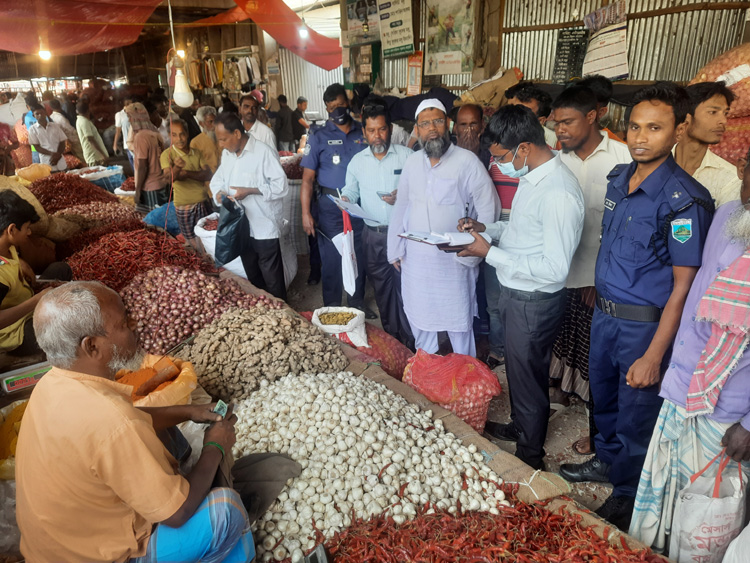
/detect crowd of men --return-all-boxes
[299,77,747,557]
[4,73,748,561]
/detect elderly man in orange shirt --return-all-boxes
[15,281,255,563]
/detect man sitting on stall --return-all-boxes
[28,106,68,172]
[0,191,72,356]
[161,118,213,251]
[15,281,254,563]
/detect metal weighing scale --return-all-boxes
[0,361,51,396]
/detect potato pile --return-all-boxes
[185,308,348,401]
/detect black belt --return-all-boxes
[320,186,339,197]
[366,224,388,233]
[500,286,566,302]
[596,293,662,323]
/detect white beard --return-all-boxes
[724,205,750,246]
[108,345,146,374]
[205,130,217,143]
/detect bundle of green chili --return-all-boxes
[28,174,119,214]
[67,229,216,291]
[313,496,665,563]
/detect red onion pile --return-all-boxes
[121,266,282,354]
[282,155,304,180]
[29,174,119,213]
[54,202,141,229]
[67,229,216,291]
[202,217,219,231]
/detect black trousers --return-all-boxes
[362,227,413,349]
[240,237,286,300]
[499,285,567,468]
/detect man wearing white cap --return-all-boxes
[387,99,499,357]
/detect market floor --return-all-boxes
[285,254,608,514]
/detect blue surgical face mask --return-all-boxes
[329,106,351,125]
[496,146,529,178]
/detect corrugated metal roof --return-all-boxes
[279,47,343,116]
[501,0,747,81]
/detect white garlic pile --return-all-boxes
[233,371,509,563]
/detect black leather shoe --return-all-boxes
[558,456,611,483]
[595,494,635,531]
[484,421,521,442]
[363,306,378,320]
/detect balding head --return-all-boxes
[34,282,142,375]
[454,104,484,154]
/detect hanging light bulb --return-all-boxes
[176,49,185,59]
[173,68,193,108]
[38,50,51,60]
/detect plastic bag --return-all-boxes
[214,197,248,266]
[332,210,357,296]
[722,519,750,563]
[669,449,745,563]
[195,212,247,279]
[15,163,51,182]
[312,307,368,347]
[403,350,502,432]
[300,311,413,379]
[143,201,180,236]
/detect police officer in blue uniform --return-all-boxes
[300,83,375,316]
[559,83,715,530]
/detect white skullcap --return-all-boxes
[415,98,447,119]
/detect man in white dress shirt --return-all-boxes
[210,112,288,299]
[28,107,68,171]
[459,104,584,470]
[549,85,632,455]
[387,99,499,357]
[239,94,277,151]
[48,99,84,162]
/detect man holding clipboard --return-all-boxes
[340,96,414,349]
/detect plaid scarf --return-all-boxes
[686,251,750,416]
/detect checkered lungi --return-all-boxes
[176,199,214,240]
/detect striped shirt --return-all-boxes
[488,162,519,222]
[342,143,413,227]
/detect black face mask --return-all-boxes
[329,106,351,125]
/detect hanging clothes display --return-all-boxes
[237,58,250,85]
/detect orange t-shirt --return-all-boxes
[15,367,189,562]
[133,129,166,192]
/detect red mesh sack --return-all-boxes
[710,116,750,165]
[300,311,413,379]
[11,145,32,170]
[14,119,28,145]
[691,44,750,118]
[402,349,502,433]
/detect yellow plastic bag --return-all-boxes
[15,163,52,183]
[0,399,29,480]
[125,355,198,408]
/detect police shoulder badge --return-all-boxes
[332,154,341,165]
[303,144,311,155]
[671,218,692,243]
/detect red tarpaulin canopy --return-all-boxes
[0,0,341,71]
[0,0,162,55]
[193,0,342,71]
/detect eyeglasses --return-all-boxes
[490,149,514,164]
[417,118,446,129]
[363,103,386,112]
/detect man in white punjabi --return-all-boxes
[387,99,499,357]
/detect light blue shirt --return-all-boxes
[342,143,412,227]
[485,153,585,293]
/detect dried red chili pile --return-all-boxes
[202,217,219,231]
[120,177,136,192]
[54,201,141,229]
[314,497,665,563]
[29,174,119,213]
[56,218,146,259]
[67,229,215,291]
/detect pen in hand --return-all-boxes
[461,202,471,231]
